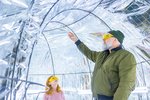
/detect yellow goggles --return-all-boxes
[102,33,113,40]
[49,76,58,83]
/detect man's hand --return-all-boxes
[68,32,78,42]
[90,32,104,36]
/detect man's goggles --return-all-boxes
[102,33,113,40]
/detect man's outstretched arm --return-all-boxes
[68,32,99,62]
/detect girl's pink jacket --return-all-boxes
[43,92,65,100]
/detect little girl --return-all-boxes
[43,75,65,100]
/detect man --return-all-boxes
[68,30,136,100]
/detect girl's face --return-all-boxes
[49,80,58,89]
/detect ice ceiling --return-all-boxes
[0,0,150,100]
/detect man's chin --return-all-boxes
[102,47,108,51]
[102,46,112,51]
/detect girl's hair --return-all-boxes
[45,75,62,95]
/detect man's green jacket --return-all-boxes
[76,40,136,100]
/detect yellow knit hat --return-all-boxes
[48,76,58,83]
[108,30,125,44]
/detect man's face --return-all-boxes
[102,37,115,50]
[104,37,115,44]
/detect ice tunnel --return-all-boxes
[0,0,150,100]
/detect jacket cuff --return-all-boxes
[75,40,81,46]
